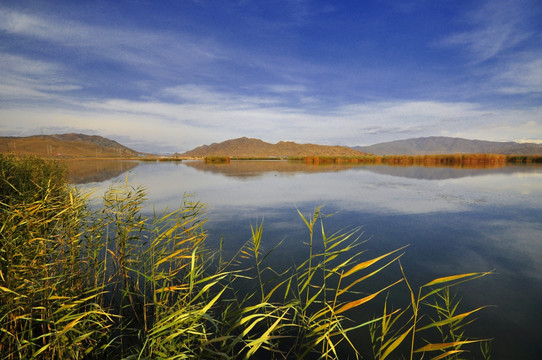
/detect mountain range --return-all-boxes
[178,137,369,157]
[181,136,542,157]
[0,134,140,158]
[353,136,542,155]
[2,134,541,158]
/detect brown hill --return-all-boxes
[0,134,140,158]
[180,137,370,158]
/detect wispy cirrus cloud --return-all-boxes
[0,53,80,100]
[0,5,319,105]
[158,85,282,108]
[0,6,226,85]
[495,56,542,95]
[2,82,541,152]
[437,0,542,103]
[440,0,534,63]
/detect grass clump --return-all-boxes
[0,154,68,205]
[1,155,492,359]
[1,155,110,358]
[204,156,231,163]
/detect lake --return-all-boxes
[70,159,542,359]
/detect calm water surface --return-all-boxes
[71,160,542,359]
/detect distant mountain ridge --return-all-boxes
[353,137,542,155]
[4,134,542,158]
[0,133,140,158]
[180,137,369,157]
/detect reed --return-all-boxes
[1,155,492,359]
[369,265,493,360]
[0,154,68,205]
[506,155,542,163]
[298,154,542,168]
[156,157,183,162]
[232,157,282,160]
[204,156,231,163]
[1,155,110,359]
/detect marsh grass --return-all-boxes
[204,156,231,163]
[506,155,542,163]
[300,154,542,168]
[1,155,110,358]
[1,155,492,359]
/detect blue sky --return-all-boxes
[1,0,541,153]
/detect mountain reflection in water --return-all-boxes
[64,159,140,184]
[65,159,542,183]
[183,159,356,178]
[183,159,540,181]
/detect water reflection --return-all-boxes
[74,160,542,359]
[183,159,359,178]
[363,163,542,180]
[184,159,541,180]
[64,159,140,184]
[115,161,540,216]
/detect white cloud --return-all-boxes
[159,85,281,108]
[436,1,542,102]
[0,7,224,79]
[496,57,542,94]
[450,110,542,142]
[440,0,533,63]
[0,53,81,100]
[265,84,307,94]
[517,139,542,144]
[0,53,57,75]
[2,85,541,152]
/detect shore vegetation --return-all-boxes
[298,154,542,168]
[204,156,231,163]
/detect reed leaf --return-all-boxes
[336,279,403,315]
[245,309,288,358]
[422,272,484,288]
[415,339,489,352]
[381,325,414,360]
[343,246,408,278]
[430,349,465,360]
[338,254,403,296]
[417,306,488,332]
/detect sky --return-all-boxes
[1,0,541,153]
